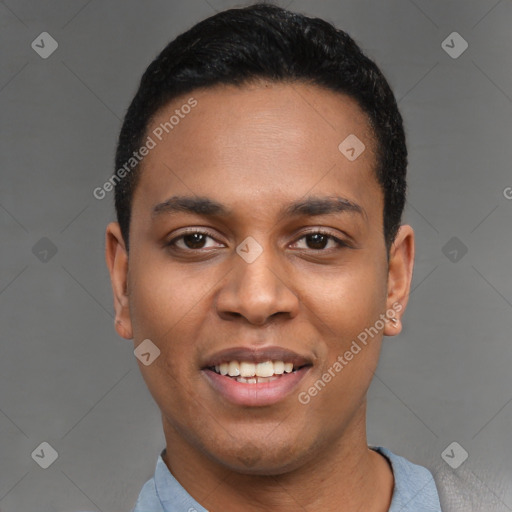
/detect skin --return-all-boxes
[106,81,415,511]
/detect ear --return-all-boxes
[105,222,133,339]
[384,224,415,337]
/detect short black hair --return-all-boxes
[114,2,407,254]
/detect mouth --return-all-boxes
[207,359,308,383]
[201,346,313,406]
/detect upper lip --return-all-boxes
[201,345,313,369]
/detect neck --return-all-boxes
[161,408,394,512]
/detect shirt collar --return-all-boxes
[153,448,209,512]
[152,446,441,512]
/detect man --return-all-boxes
[105,3,442,511]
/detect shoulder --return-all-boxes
[429,456,509,512]
[375,446,509,512]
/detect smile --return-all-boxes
[211,360,300,383]
[201,346,313,406]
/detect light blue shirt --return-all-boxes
[131,446,442,511]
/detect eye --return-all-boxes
[291,231,348,251]
[165,229,349,253]
[166,229,224,251]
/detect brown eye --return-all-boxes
[305,233,329,250]
[165,229,222,252]
[181,233,208,249]
[292,231,348,251]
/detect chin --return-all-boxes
[206,435,314,476]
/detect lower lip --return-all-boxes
[202,367,311,407]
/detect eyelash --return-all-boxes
[165,228,349,252]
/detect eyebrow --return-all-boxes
[152,195,366,221]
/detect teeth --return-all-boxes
[240,362,256,377]
[257,376,280,383]
[213,360,300,379]
[228,361,240,377]
[235,375,281,384]
[273,361,284,375]
[255,361,274,377]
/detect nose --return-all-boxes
[214,244,300,326]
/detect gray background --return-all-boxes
[1,0,511,511]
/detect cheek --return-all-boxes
[301,257,388,338]
[127,259,205,394]
[301,256,387,395]
[128,254,212,341]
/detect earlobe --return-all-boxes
[384,316,402,336]
[115,318,132,340]
[105,222,133,340]
[384,225,415,337]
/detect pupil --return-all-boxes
[308,234,327,249]
[184,233,205,249]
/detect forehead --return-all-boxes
[133,81,382,226]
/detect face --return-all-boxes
[106,81,414,475]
